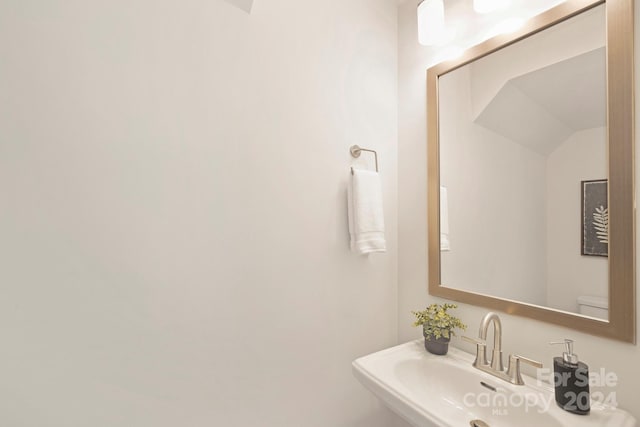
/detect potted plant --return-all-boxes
[412,303,466,355]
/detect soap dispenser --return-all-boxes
[550,339,590,415]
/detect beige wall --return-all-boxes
[0,1,400,426]
[398,0,640,420]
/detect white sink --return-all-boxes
[353,340,636,427]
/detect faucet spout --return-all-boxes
[478,312,504,372]
[464,312,542,385]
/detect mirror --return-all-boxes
[440,7,607,313]
[427,0,635,342]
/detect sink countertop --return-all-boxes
[353,340,636,427]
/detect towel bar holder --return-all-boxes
[350,145,379,175]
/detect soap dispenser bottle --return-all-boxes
[550,339,590,415]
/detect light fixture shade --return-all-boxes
[418,0,445,46]
[473,0,510,14]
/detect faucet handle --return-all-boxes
[462,336,488,367]
[507,354,543,385]
[512,355,543,368]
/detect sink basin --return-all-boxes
[353,340,636,427]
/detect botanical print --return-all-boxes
[582,180,608,257]
[593,205,609,244]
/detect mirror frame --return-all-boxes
[427,0,636,343]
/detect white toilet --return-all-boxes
[577,295,609,320]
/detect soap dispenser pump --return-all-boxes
[550,339,590,415]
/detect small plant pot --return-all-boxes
[423,335,451,355]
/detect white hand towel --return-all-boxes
[440,186,451,251]
[348,169,386,254]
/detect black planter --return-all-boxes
[423,335,451,355]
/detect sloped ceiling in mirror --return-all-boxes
[473,47,606,156]
[222,0,253,13]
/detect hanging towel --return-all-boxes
[440,186,451,251]
[348,169,386,254]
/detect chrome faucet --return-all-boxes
[463,312,542,386]
[478,312,504,372]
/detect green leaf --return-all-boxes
[411,303,466,339]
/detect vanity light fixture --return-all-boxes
[473,0,511,14]
[487,16,525,37]
[418,0,445,46]
[432,45,466,63]
[418,0,568,55]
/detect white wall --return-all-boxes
[546,127,608,313]
[0,1,402,426]
[398,0,640,420]
[439,66,547,306]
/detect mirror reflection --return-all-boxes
[438,4,608,319]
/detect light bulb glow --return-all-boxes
[490,17,525,36]
[473,0,511,14]
[418,0,445,46]
[434,46,465,63]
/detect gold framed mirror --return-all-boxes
[427,0,635,342]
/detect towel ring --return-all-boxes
[350,145,379,175]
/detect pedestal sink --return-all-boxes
[353,340,636,427]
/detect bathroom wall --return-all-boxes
[398,0,640,420]
[546,127,608,313]
[0,0,402,426]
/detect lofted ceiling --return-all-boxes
[473,47,606,156]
